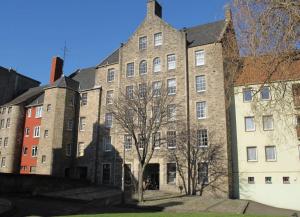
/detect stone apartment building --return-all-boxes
[0,0,237,197]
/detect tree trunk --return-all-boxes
[137,163,144,202]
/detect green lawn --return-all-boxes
[66,212,278,217]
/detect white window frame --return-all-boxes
[33,126,40,138]
[106,90,114,105]
[35,106,43,118]
[139,60,147,75]
[139,36,147,50]
[126,85,134,100]
[167,131,176,149]
[81,93,88,106]
[77,142,85,157]
[243,88,253,102]
[152,81,162,97]
[245,116,255,132]
[154,32,162,46]
[124,135,132,150]
[263,115,274,131]
[261,86,271,101]
[107,68,115,82]
[196,75,206,92]
[126,62,134,77]
[167,105,176,122]
[105,113,113,128]
[247,146,258,162]
[79,117,86,131]
[167,78,176,95]
[103,136,112,152]
[167,54,176,70]
[196,101,207,119]
[265,146,277,162]
[25,128,30,137]
[28,108,32,117]
[153,57,161,73]
[32,146,38,157]
[195,50,205,66]
[197,129,208,147]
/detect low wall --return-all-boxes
[0,173,91,194]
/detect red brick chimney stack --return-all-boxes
[49,56,63,84]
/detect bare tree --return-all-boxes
[108,82,179,202]
[168,128,227,196]
[224,0,300,104]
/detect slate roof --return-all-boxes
[49,76,79,90]
[69,67,97,90]
[186,20,226,48]
[97,49,119,67]
[5,85,47,106]
[26,93,45,107]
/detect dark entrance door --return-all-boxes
[78,167,87,179]
[102,163,111,184]
[144,163,159,190]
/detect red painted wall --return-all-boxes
[20,106,42,174]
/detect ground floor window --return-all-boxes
[248,177,255,184]
[198,163,208,184]
[30,166,36,173]
[102,163,111,185]
[283,176,290,184]
[167,163,176,184]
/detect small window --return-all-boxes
[66,144,72,157]
[152,132,160,148]
[265,176,272,184]
[67,119,73,131]
[152,106,160,123]
[33,126,40,138]
[265,146,276,161]
[69,95,75,107]
[32,146,38,157]
[195,50,205,66]
[167,131,176,149]
[248,177,255,184]
[196,75,206,92]
[81,93,88,106]
[30,166,36,173]
[44,130,49,138]
[152,81,162,97]
[198,163,208,184]
[8,107,12,114]
[153,57,161,73]
[23,147,28,155]
[167,163,176,184]
[138,134,145,149]
[25,128,30,137]
[106,90,114,105]
[245,117,255,131]
[247,147,257,161]
[263,115,274,131]
[139,36,147,50]
[103,136,112,152]
[79,117,86,131]
[197,129,208,147]
[167,79,176,95]
[126,85,134,100]
[2,107,6,114]
[196,102,206,119]
[283,176,290,184]
[139,83,147,98]
[124,135,132,150]
[105,113,113,128]
[0,138,2,146]
[126,62,134,77]
[3,137,8,147]
[139,60,147,75]
[77,142,85,157]
[167,105,176,122]
[27,109,32,117]
[154,32,162,46]
[243,88,252,102]
[1,157,6,167]
[6,118,10,128]
[261,86,271,100]
[167,54,176,70]
[107,68,115,82]
[35,106,43,118]
[41,155,46,163]
[47,104,52,112]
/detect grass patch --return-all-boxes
[65,212,277,217]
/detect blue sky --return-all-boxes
[0,0,229,84]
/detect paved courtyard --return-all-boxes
[1,189,299,217]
